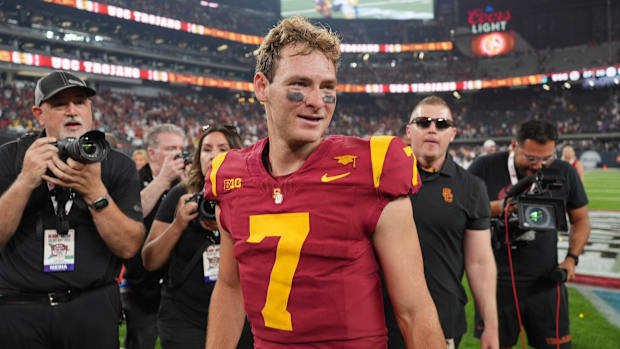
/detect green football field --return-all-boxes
[280,0,434,20]
[582,169,620,211]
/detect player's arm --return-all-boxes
[373,196,445,349]
[559,205,590,280]
[464,228,499,349]
[206,205,246,349]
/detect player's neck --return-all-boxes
[266,137,321,177]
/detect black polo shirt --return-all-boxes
[122,163,170,306]
[0,132,143,292]
[412,154,491,338]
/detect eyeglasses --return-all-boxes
[409,117,454,130]
[202,124,239,135]
[519,151,556,165]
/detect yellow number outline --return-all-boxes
[248,212,310,331]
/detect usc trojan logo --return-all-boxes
[442,187,453,203]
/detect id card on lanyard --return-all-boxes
[203,244,220,283]
[44,184,76,272]
[44,229,75,272]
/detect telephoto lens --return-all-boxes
[56,130,110,163]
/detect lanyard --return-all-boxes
[48,183,74,215]
[507,152,519,186]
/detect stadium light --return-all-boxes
[363,53,370,61]
[563,82,571,89]
[542,84,550,91]
[350,62,358,68]
[453,91,461,99]
[217,44,228,52]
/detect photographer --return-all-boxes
[468,120,591,349]
[122,123,187,349]
[0,70,145,348]
[141,125,252,349]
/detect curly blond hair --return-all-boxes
[255,16,341,82]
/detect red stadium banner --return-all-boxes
[3,49,618,94]
[0,50,254,92]
[340,42,453,53]
[40,0,452,52]
[41,0,264,45]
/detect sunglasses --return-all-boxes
[409,117,455,130]
[202,124,239,135]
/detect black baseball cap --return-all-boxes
[34,70,96,106]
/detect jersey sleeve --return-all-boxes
[369,136,421,198]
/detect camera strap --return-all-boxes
[48,185,75,235]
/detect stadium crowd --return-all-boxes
[2,80,619,148]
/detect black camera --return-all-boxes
[490,168,568,251]
[174,150,193,166]
[55,130,110,163]
[184,189,217,221]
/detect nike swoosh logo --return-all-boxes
[321,172,351,182]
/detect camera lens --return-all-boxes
[81,140,97,155]
[523,205,552,228]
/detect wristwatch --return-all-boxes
[566,252,579,266]
[87,195,110,211]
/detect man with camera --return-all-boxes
[468,119,590,349]
[0,70,145,348]
[385,96,498,349]
[122,123,187,349]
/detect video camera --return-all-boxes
[184,189,217,222]
[54,130,110,163]
[490,168,568,251]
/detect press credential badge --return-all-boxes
[44,229,75,272]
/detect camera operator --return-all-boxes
[0,70,145,348]
[468,119,591,349]
[141,125,252,349]
[122,123,187,349]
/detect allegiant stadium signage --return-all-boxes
[468,6,511,34]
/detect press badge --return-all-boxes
[203,244,220,282]
[44,229,75,272]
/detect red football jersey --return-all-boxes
[204,135,420,348]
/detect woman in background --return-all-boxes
[561,145,584,181]
[132,149,148,170]
[141,125,253,349]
